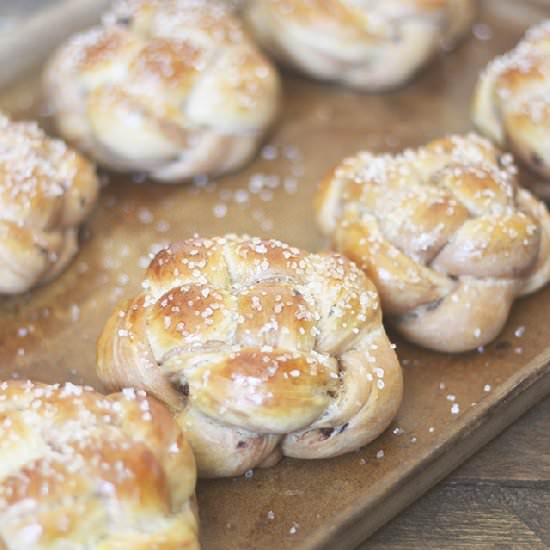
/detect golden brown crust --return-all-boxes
[0,113,99,295]
[473,20,550,194]
[97,235,403,477]
[316,134,550,353]
[244,0,475,91]
[44,0,280,182]
[0,380,199,549]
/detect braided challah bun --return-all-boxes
[0,113,98,295]
[97,235,403,478]
[44,0,280,183]
[0,381,199,549]
[317,134,550,353]
[473,20,550,197]
[243,0,475,91]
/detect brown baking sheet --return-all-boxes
[1,1,550,548]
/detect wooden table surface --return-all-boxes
[361,396,550,549]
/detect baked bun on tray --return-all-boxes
[44,0,281,182]
[0,113,98,295]
[244,0,475,91]
[317,134,550,352]
[97,235,403,477]
[0,380,199,549]
[473,20,550,198]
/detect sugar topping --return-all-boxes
[0,112,99,295]
[317,132,550,353]
[0,380,197,545]
[344,133,517,194]
[482,19,550,112]
[140,235,379,363]
[51,0,278,129]
[327,133,539,277]
[0,113,81,223]
[97,234,401,473]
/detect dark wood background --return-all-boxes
[361,397,550,548]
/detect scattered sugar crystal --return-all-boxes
[193,174,209,187]
[156,220,170,233]
[284,177,298,194]
[70,304,80,322]
[260,189,273,202]
[137,208,153,224]
[473,23,493,41]
[261,145,278,160]
[213,203,227,218]
[77,261,89,274]
[234,189,249,204]
[122,388,136,400]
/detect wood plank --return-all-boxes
[451,397,550,484]
[362,485,550,549]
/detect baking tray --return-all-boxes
[1,1,549,548]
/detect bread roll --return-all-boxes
[44,0,280,182]
[97,235,403,477]
[317,134,550,352]
[244,0,475,91]
[0,113,98,294]
[473,20,550,197]
[0,380,199,549]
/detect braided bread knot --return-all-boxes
[0,113,98,294]
[44,0,280,182]
[244,0,475,91]
[317,134,550,353]
[0,381,199,549]
[97,235,403,477]
[473,20,550,196]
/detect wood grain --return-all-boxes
[365,485,550,549]
[453,398,550,485]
